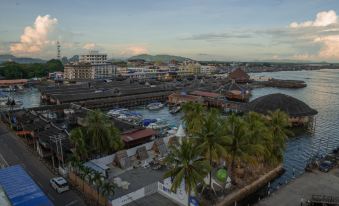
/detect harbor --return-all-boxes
[2,69,339,205]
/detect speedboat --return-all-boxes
[147,102,164,110]
[107,108,128,117]
[170,105,181,114]
[147,119,169,130]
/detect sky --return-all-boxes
[1,0,339,62]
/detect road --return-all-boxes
[0,123,86,206]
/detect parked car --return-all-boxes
[50,177,70,193]
[319,161,335,172]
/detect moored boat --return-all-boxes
[147,102,164,110]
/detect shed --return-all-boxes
[0,165,53,206]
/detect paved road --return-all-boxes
[0,123,86,206]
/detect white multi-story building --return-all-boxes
[92,64,116,79]
[64,62,116,80]
[80,50,107,64]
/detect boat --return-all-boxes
[146,119,169,130]
[107,108,129,117]
[169,105,181,114]
[147,102,164,110]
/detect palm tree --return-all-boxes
[266,110,291,163]
[164,140,210,206]
[243,112,272,163]
[101,182,115,206]
[92,171,103,206]
[108,125,124,151]
[85,110,111,154]
[194,108,227,187]
[81,166,93,192]
[182,102,205,135]
[69,127,88,161]
[222,114,265,184]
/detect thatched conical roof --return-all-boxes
[246,93,318,117]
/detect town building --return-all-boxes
[64,62,93,80]
[64,63,116,80]
[80,50,107,64]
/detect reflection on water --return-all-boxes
[11,69,339,192]
[251,69,339,188]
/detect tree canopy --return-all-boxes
[0,59,64,79]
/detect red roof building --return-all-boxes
[190,90,222,98]
[0,79,28,86]
[122,128,156,148]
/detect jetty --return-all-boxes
[256,169,339,206]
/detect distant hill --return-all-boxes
[128,54,191,63]
[0,54,46,64]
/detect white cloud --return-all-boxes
[290,10,337,28]
[83,43,96,50]
[10,15,57,55]
[121,46,148,55]
[314,35,339,59]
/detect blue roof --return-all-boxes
[0,165,54,206]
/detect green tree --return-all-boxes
[92,171,103,206]
[101,182,115,206]
[222,114,265,184]
[182,102,205,135]
[194,108,227,187]
[266,110,291,163]
[164,140,210,206]
[69,127,88,161]
[85,110,123,155]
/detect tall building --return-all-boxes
[79,50,107,64]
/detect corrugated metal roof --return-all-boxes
[0,165,53,206]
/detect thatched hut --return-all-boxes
[227,68,250,83]
[246,93,318,127]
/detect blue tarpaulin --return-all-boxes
[0,165,53,206]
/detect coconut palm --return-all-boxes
[222,114,265,184]
[182,102,205,135]
[266,110,291,163]
[81,166,94,192]
[108,125,124,151]
[101,182,115,206]
[164,140,210,206]
[92,171,103,206]
[194,108,227,187]
[85,110,111,154]
[85,110,123,155]
[69,127,88,161]
[243,112,272,163]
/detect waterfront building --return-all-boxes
[64,62,116,80]
[227,68,251,83]
[48,71,64,80]
[79,50,107,64]
[246,93,318,127]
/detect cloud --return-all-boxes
[10,15,57,55]
[314,35,339,59]
[122,46,148,55]
[290,10,337,28]
[83,43,96,50]
[181,32,252,41]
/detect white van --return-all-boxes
[50,177,70,193]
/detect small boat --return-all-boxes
[147,102,164,110]
[107,108,129,117]
[170,105,181,114]
[147,119,169,130]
